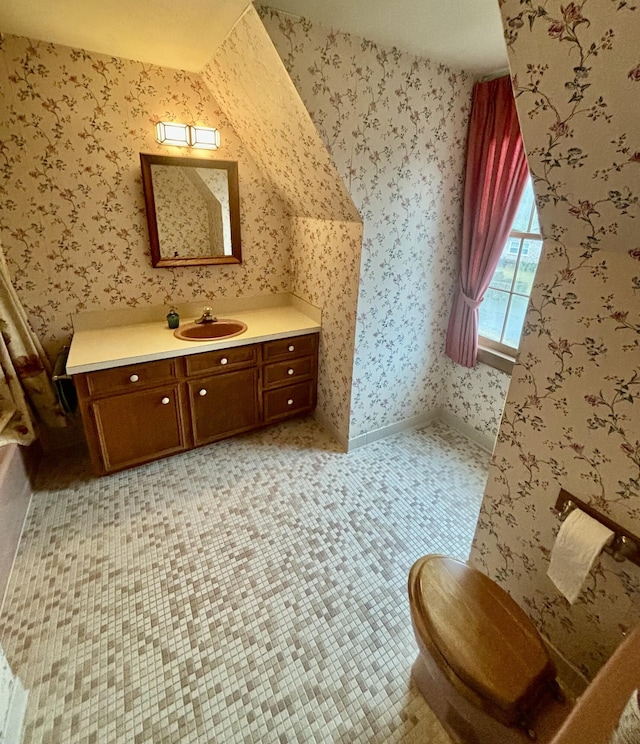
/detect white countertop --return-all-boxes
[67,297,321,375]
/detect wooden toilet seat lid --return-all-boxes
[411,555,554,713]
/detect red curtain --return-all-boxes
[445,75,529,367]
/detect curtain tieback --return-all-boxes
[460,287,482,310]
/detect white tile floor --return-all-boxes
[0,418,489,743]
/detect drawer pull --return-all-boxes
[288,345,295,352]
[287,368,294,376]
[199,389,207,397]
[287,399,294,406]
[129,374,139,383]
[220,357,228,365]
[161,397,170,405]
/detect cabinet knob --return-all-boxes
[161,397,170,405]
[287,399,294,406]
[220,357,228,365]
[199,389,207,397]
[129,374,139,382]
[287,368,294,375]
[288,345,295,352]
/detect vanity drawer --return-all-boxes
[262,333,318,362]
[263,356,316,389]
[263,381,315,423]
[85,358,177,396]
[184,344,258,376]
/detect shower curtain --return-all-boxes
[0,240,66,446]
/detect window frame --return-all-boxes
[477,180,542,373]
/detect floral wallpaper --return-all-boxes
[197,168,231,253]
[0,33,292,361]
[152,166,224,259]
[203,7,362,440]
[443,363,511,444]
[0,9,509,447]
[202,8,359,224]
[259,8,487,441]
[471,0,640,678]
[289,217,361,438]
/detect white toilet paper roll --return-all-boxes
[548,508,614,604]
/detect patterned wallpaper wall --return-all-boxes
[153,167,224,259]
[443,363,511,443]
[289,218,361,438]
[202,9,358,224]
[259,9,494,441]
[471,1,640,678]
[202,7,362,439]
[0,34,292,359]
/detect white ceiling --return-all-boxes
[0,0,508,75]
[0,0,251,72]
[266,0,509,75]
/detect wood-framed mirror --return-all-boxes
[140,153,242,267]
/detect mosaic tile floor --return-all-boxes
[1,418,489,743]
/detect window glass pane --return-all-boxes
[514,239,543,295]
[478,288,509,342]
[502,293,529,348]
[489,239,519,291]
[510,178,535,233]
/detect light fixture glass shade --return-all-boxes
[189,125,221,150]
[156,121,190,147]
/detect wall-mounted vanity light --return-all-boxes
[189,125,220,150]
[155,122,220,150]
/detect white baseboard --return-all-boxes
[434,408,496,453]
[347,411,439,451]
[339,408,497,454]
[1,676,28,744]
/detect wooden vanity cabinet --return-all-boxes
[261,335,318,423]
[75,359,188,474]
[185,345,260,446]
[74,333,318,475]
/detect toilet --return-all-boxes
[408,555,563,743]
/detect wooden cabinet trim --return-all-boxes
[263,355,316,390]
[188,368,260,446]
[263,380,315,424]
[90,383,188,473]
[85,358,178,396]
[262,334,318,363]
[75,332,319,475]
[184,344,259,377]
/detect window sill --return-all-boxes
[477,345,514,375]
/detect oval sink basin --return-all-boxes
[173,319,247,341]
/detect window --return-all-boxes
[478,178,542,356]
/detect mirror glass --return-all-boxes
[140,154,242,267]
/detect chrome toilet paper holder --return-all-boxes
[555,490,640,566]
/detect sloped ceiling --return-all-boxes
[202,6,359,222]
[265,0,508,74]
[0,0,508,75]
[0,0,250,71]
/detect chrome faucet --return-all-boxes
[195,307,217,324]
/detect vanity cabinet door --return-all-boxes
[188,368,259,446]
[263,381,315,424]
[89,384,187,473]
